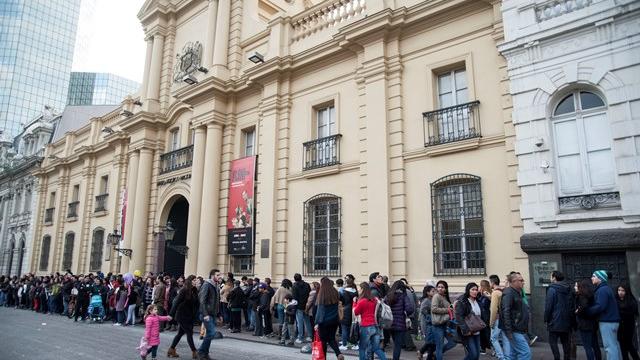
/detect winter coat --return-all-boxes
[369,282,386,299]
[544,282,575,333]
[419,297,435,343]
[271,286,292,309]
[115,289,128,311]
[431,293,451,326]
[199,280,220,318]
[292,280,311,310]
[617,296,639,337]
[587,282,620,322]
[152,283,166,309]
[339,287,358,326]
[575,293,598,331]
[315,302,339,326]
[284,300,298,325]
[489,288,503,327]
[477,293,491,324]
[386,290,415,331]
[170,287,198,324]
[455,296,486,337]
[228,286,247,309]
[257,291,271,313]
[499,286,529,335]
[144,314,171,346]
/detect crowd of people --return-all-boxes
[0,268,638,360]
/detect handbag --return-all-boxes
[405,312,412,330]
[349,321,360,344]
[464,313,486,333]
[311,329,326,360]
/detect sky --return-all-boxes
[72,0,146,83]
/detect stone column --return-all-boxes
[145,34,165,113]
[121,151,139,272]
[204,0,219,69]
[185,126,206,275]
[139,38,154,103]
[130,148,153,273]
[211,0,230,77]
[196,123,223,276]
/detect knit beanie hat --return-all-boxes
[593,270,608,282]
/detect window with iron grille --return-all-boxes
[303,194,341,276]
[90,229,105,272]
[61,232,74,270]
[232,255,254,276]
[431,174,485,275]
[39,235,51,272]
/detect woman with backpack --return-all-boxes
[314,277,344,360]
[354,282,387,360]
[431,280,457,360]
[385,280,415,360]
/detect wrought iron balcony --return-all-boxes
[423,100,481,147]
[160,145,194,174]
[559,192,620,212]
[94,194,108,212]
[67,201,79,218]
[44,208,54,223]
[303,134,342,171]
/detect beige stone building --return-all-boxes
[31,0,528,291]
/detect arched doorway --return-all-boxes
[162,196,189,276]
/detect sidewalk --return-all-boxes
[215,325,556,359]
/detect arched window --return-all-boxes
[552,91,617,205]
[431,174,485,275]
[90,228,105,272]
[61,232,75,271]
[303,194,341,276]
[39,235,51,271]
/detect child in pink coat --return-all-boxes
[142,304,172,360]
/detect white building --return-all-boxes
[499,0,640,338]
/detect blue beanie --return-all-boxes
[593,270,608,282]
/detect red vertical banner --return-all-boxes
[227,156,256,255]
[120,188,127,243]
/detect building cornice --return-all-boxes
[521,228,640,253]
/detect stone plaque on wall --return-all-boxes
[260,239,269,259]
[533,261,558,287]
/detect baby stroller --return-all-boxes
[87,294,105,322]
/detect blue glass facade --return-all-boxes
[67,72,140,106]
[0,0,81,137]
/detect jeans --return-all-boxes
[126,304,137,325]
[63,297,69,316]
[116,310,125,324]
[579,329,602,360]
[198,316,217,355]
[390,330,405,360]
[248,307,256,329]
[433,324,456,360]
[548,331,570,360]
[341,323,351,346]
[276,304,285,325]
[48,297,56,314]
[599,322,622,360]
[296,309,312,340]
[507,332,531,360]
[145,345,158,359]
[359,325,386,360]
[491,320,511,360]
[462,334,480,360]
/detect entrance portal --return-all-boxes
[563,252,629,287]
[162,197,189,277]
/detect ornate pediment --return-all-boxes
[173,41,203,83]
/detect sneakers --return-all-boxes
[351,345,359,351]
[304,337,312,343]
[417,350,423,360]
[480,349,487,355]
[529,335,538,346]
[295,339,303,344]
[339,345,349,351]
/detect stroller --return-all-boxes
[87,294,105,322]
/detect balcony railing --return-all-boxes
[303,134,342,171]
[423,100,481,147]
[160,145,194,174]
[44,208,54,223]
[559,192,620,212]
[94,194,108,212]
[67,201,79,218]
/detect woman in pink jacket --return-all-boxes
[142,304,172,360]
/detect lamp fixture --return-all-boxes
[108,229,132,258]
[248,52,264,64]
[182,74,198,85]
[101,126,114,134]
[161,221,188,257]
[121,110,134,117]
[133,100,143,106]
[197,66,208,74]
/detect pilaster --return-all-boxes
[78,157,96,273]
[185,126,206,275]
[121,150,140,272]
[52,167,70,272]
[130,148,154,273]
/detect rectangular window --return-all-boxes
[242,127,255,157]
[232,256,254,275]
[316,105,336,139]
[100,175,109,194]
[170,128,180,151]
[14,192,21,213]
[431,174,485,275]
[72,184,80,202]
[304,195,341,276]
[49,192,56,207]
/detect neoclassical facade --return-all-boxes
[31,0,527,292]
[499,0,640,338]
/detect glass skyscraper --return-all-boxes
[0,0,81,137]
[67,72,140,106]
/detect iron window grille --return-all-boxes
[303,134,342,171]
[558,192,620,212]
[94,193,108,212]
[160,145,194,174]
[61,232,75,270]
[39,236,51,271]
[67,201,79,218]
[423,101,481,147]
[232,255,254,276]
[431,174,485,275]
[303,194,341,277]
[90,229,105,272]
[44,207,54,223]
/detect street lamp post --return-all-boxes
[107,229,131,274]
[163,221,188,258]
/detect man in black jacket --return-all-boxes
[292,273,311,343]
[197,269,221,360]
[544,271,574,360]
[499,272,531,359]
